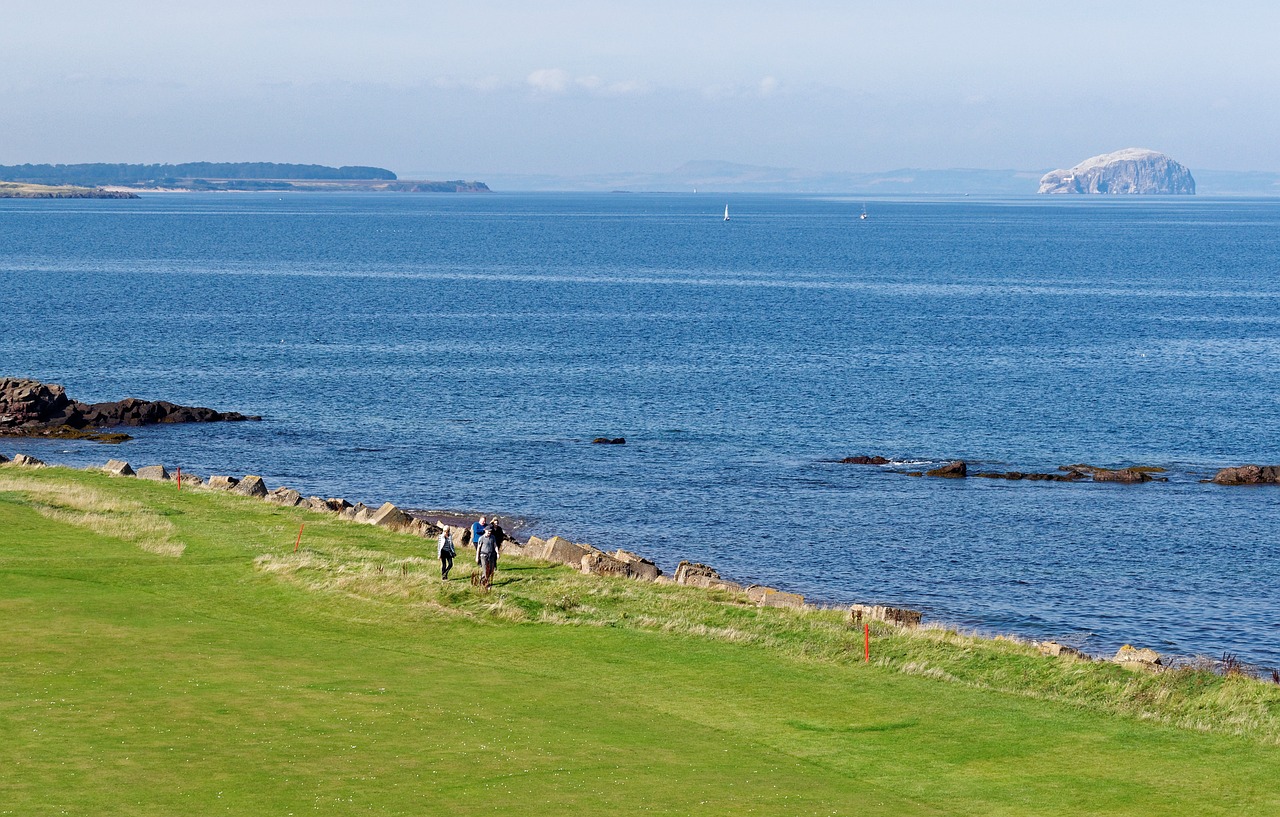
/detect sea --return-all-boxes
[2,191,1279,668]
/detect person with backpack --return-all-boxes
[437,526,456,580]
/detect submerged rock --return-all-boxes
[839,455,891,465]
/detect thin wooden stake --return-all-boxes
[293,523,305,552]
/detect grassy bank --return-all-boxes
[3,464,1279,815]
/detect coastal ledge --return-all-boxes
[0,378,260,442]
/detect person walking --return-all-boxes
[476,527,499,589]
[487,517,507,551]
[471,516,487,564]
[438,525,456,580]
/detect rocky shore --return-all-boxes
[0,378,260,442]
[5,449,1251,675]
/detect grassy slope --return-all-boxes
[2,466,1278,816]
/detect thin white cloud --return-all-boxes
[527,68,571,94]
[527,68,646,97]
[759,75,779,96]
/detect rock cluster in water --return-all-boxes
[0,378,260,441]
[1038,148,1196,195]
[1210,464,1280,485]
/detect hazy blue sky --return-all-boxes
[3,1,1278,176]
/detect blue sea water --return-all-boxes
[2,191,1279,666]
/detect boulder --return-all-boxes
[12,453,45,467]
[673,561,741,591]
[1037,641,1084,659]
[135,465,170,481]
[231,475,268,498]
[369,502,413,531]
[326,498,352,513]
[304,496,332,513]
[340,502,369,521]
[501,539,525,556]
[848,604,923,627]
[746,585,807,609]
[266,487,303,507]
[613,549,662,581]
[354,505,375,524]
[0,453,8,464]
[103,459,135,477]
[522,536,548,559]
[840,455,890,465]
[543,536,595,566]
[581,551,633,577]
[591,437,626,445]
[178,472,202,486]
[206,475,239,491]
[1211,464,1280,486]
[926,460,967,478]
[1113,644,1162,667]
[409,518,440,538]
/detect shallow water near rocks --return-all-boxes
[2,191,1279,666]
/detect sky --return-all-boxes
[2,1,1279,177]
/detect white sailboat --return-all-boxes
[723,204,730,221]
[859,203,868,220]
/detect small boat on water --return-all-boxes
[859,204,868,220]
[723,204,730,221]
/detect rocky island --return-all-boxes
[0,378,260,442]
[1038,148,1195,195]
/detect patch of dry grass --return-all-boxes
[0,473,185,557]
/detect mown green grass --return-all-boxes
[2,464,1279,815]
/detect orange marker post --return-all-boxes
[176,467,182,492]
[293,523,305,553]
[864,623,870,663]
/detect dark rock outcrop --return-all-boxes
[592,437,626,445]
[1211,465,1280,485]
[840,455,890,465]
[1039,148,1195,195]
[1062,464,1166,483]
[926,460,967,478]
[0,378,260,441]
[972,470,1087,482]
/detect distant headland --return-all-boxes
[1038,148,1196,195]
[0,162,489,193]
[0,181,139,199]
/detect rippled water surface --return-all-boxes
[3,192,1279,665]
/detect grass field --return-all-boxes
[2,464,1279,815]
